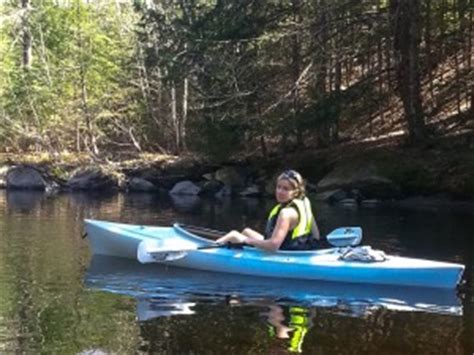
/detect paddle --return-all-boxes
[137,226,362,264]
[179,224,227,240]
[137,239,245,263]
[326,227,362,247]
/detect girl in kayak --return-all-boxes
[216,170,320,251]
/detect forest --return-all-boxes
[0,0,472,162]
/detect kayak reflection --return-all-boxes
[84,255,463,321]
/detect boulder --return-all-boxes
[67,167,120,190]
[360,199,381,207]
[215,185,232,198]
[317,163,400,199]
[200,180,224,196]
[169,181,201,195]
[170,194,201,212]
[215,167,247,188]
[6,166,50,190]
[239,185,261,197]
[338,198,359,207]
[128,177,157,192]
[314,189,347,202]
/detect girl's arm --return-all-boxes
[245,208,297,252]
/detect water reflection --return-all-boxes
[0,190,472,354]
[85,255,463,320]
[5,191,46,213]
[264,304,314,353]
[169,194,202,212]
[136,298,196,319]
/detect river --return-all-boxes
[0,190,472,354]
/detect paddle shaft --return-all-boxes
[139,242,246,263]
[150,243,245,255]
[179,224,226,240]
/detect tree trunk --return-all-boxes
[454,53,462,115]
[390,0,427,143]
[313,0,329,147]
[470,0,473,115]
[21,0,32,69]
[181,76,188,150]
[77,17,98,156]
[75,119,81,152]
[80,66,98,156]
[291,0,303,147]
[377,27,385,124]
[171,82,179,153]
[425,0,436,107]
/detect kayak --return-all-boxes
[85,255,463,318]
[84,219,465,289]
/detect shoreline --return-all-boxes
[0,139,473,207]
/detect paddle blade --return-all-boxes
[137,239,186,263]
[137,239,194,263]
[137,239,161,263]
[326,227,362,247]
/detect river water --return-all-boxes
[0,190,472,354]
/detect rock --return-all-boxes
[169,194,201,211]
[314,189,347,202]
[306,182,318,193]
[202,173,214,181]
[169,181,201,195]
[215,185,232,198]
[360,199,380,207]
[128,177,157,192]
[67,167,119,190]
[339,198,358,207]
[6,166,50,190]
[239,185,261,197]
[215,167,247,188]
[6,190,45,211]
[200,180,223,196]
[317,163,400,199]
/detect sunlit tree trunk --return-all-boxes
[79,65,98,156]
[21,0,32,69]
[171,82,179,153]
[181,76,188,151]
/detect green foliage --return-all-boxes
[188,116,244,161]
[0,1,142,152]
[299,91,346,130]
[0,0,472,159]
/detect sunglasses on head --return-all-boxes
[282,170,300,183]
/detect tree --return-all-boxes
[389,0,427,143]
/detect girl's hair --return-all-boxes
[277,170,306,198]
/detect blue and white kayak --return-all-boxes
[85,255,463,318]
[84,219,465,289]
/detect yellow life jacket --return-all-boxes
[266,197,314,244]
